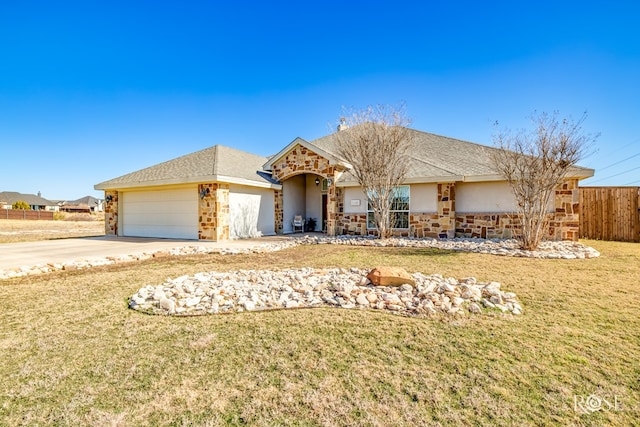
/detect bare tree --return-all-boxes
[335,104,413,239]
[490,111,596,250]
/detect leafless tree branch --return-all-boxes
[335,104,414,239]
[491,111,596,249]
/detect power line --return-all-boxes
[622,179,640,185]
[587,165,640,184]
[596,151,640,172]
[583,137,640,168]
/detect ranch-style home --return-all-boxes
[94,126,594,241]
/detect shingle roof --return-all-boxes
[70,196,101,206]
[95,145,278,190]
[0,191,56,206]
[95,128,594,191]
[308,128,594,184]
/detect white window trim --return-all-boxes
[366,185,410,230]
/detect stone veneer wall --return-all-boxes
[454,179,580,241]
[437,183,456,238]
[198,183,230,241]
[455,213,521,239]
[332,179,580,241]
[551,178,580,241]
[274,189,283,234]
[104,190,119,235]
[270,146,336,182]
[271,144,340,236]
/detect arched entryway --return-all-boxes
[265,141,345,236]
[282,173,327,233]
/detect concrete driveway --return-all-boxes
[0,235,292,271]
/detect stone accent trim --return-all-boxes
[198,183,230,241]
[274,189,283,234]
[552,178,580,241]
[104,190,118,236]
[271,144,343,236]
[326,181,338,236]
[455,213,521,239]
[271,145,336,182]
[337,214,368,235]
[437,183,456,238]
[409,213,444,238]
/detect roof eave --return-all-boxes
[94,175,282,191]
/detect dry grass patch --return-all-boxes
[0,217,104,243]
[0,240,638,426]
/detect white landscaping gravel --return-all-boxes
[0,235,600,281]
[129,267,523,318]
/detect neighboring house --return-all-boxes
[94,127,594,241]
[0,191,59,211]
[60,196,104,213]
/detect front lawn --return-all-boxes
[0,240,638,426]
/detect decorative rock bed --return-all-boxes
[129,267,523,317]
[0,235,599,280]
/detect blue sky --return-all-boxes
[1,1,639,200]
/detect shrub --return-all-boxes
[12,200,30,210]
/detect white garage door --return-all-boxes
[122,188,198,239]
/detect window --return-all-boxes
[367,186,410,229]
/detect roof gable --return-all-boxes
[263,137,349,171]
[95,145,279,190]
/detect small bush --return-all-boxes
[12,200,31,210]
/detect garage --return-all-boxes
[121,188,198,239]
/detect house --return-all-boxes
[60,196,104,213]
[94,127,594,241]
[0,191,59,211]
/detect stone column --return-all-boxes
[198,183,217,240]
[325,172,344,236]
[552,178,580,241]
[104,190,119,236]
[198,183,230,241]
[274,189,283,234]
[215,184,230,241]
[437,183,456,238]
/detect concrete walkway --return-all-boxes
[0,235,294,271]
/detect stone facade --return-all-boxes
[337,214,369,235]
[551,178,580,241]
[274,189,283,234]
[198,183,230,241]
[332,179,580,241]
[455,214,522,239]
[437,183,456,238]
[104,190,119,235]
[271,144,343,236]
[271,145,336,182]
[410,213,448,238]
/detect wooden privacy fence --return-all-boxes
[1,209,54,220]
[579,187,640,242]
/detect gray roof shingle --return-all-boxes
[95,128,594,190]
[308,127,593,183]
[0,192,56,206]
[95,145,276,189]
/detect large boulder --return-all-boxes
[366,267,416,287]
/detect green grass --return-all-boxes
[1,240,639,426]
